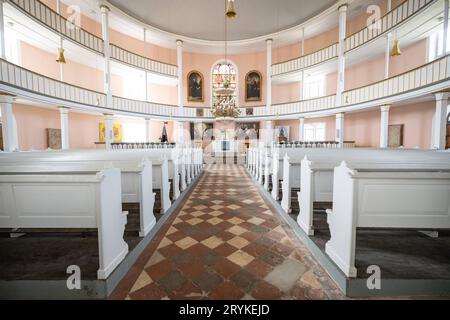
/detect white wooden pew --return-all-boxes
[326,161,450,278]
[0,150,172,214]
[297,149,450,236]
[0,166,128,279]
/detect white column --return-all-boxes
[56,0,64,81]
[384,0,392,79]
[0,94,18,151]
[433,92,449,150]
[266,120,273,145]
[335,113,345,146]
[336,4,348,107]
[58,106,70,150]
[176,40,184,145]
[145,118,151,143]
[266,39,273,145]
[300,28,305,100]
[144,28,149,101]
[299,117,305,142]
[443,0,449,57]
[0,0,6,59]
[379,104,390,148]
[104,113,114,150]
[100,5,112,109]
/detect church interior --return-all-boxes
[0,0,450,301]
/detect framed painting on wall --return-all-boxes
[275,126,289,143]
[47,128,62,149]
[388,124,404,148]
[187,71,204,102]
[245,70,262,102]
[99,123,122,142]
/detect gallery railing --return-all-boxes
[0,58,106,107]
[110,44,178,78]
[268,94,336,115]
[0,57,448,119]
[342,54,450,105]
[9,0,178,78]
[345,0,435,53]
[271,0,436,78]
[272,43,339,77]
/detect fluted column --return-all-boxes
[0,0,5,60]
[335,113,345,147]
[100,5,112,109]
[177,40,184,145]
[0,94,18,151]
[379,105,390,148]
[145,118,151,143]
[433,92,450,150]
[298,117,305,142]
[266,39,273,145]
[104,113,114,150]
[58,106,70,150]
[336,4,348,107]
[384,0,392,79]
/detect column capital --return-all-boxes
[380,104,391,112]
[176,39,183,47]
[58,106,70,113]
[99,4,110,13]
[266,39,273,45]
[336,112,345,119]
[145,117,152,121]
[338,3,349,12]
[103,113,114,119]
[0,92,14,103]
[299,116,305,122]
[434,91,450,101]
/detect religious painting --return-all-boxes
[99,123,122,143]
[275,126,289,143]
[47,128,62,149]
[245,70,262,102]
[388,124,404,148]
[187,71,204,102]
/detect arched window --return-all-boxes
[212,62,238,109]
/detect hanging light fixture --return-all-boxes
[226,0,237,19]
[211,0,240,119]
[56,48,66,64]
[391,30,401,57]
[391,39,402,56]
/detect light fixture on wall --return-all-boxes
[226,0,237,19]
[56,48,66,64]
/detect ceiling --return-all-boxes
[107,0,337,41]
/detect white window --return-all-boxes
[122,122,146,142]
[428,29,450,62]
[304,123,326,141]
[122,71,146,101]
[303,74,325,99]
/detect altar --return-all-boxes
[212,140,239,153]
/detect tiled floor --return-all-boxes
[110,164,345,300]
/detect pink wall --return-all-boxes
[390,101,434,149]
[344,109,380,147]
[183,50,267,108]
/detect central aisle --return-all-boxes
[111,164,344,300]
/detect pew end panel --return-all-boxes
[96,168,129,279]
[325,162,358,278]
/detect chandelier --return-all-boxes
[211,0,241,119]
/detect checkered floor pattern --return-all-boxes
[110,164,344,300]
